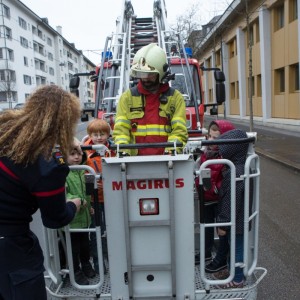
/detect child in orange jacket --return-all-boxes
[84,119,114,273]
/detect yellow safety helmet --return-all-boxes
[130,43,168,82]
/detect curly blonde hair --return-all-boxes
[0,85,81,164]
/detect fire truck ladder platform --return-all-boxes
[45,266,266,299]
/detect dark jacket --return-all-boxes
[0,152,77,233]
[196,120,235,202]
[216,129,248,234]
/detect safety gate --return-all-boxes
[102,154,195,299]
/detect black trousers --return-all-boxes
[70,231,91,271]
[0,231,47,300]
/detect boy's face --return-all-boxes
[90,131,109,145]
[208,129,220,150]
[68,149,83,165]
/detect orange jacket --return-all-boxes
[84,138,115,203]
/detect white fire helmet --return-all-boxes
[130,43,168,82]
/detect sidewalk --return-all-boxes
[204,116,300,172]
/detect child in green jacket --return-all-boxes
[66,138,95,285]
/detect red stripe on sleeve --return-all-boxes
[0,161,19,180]
[32,186,65,197]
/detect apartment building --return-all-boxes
[0,0,96,110]
[193,0,299,131]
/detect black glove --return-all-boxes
[119,152,130,157]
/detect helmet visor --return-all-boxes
[131,70,158,80]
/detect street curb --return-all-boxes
[255,147,300,173]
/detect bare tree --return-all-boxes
[170,2,201,46]
[0,70,17,109]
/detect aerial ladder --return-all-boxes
[93,0,225,132]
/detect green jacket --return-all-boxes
[66,169,91,229]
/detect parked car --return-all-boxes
[14,103,25,109]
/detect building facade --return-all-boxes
[0,0,96,110]
[194,0,299,131]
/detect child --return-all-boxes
[195,120,234,265]
[66,138,96,285]
[84,119,114,273]
[214,129,249,288]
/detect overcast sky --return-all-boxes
[20,0,229,65]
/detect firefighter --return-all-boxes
[113,43,188,155]
[0,85,82,300]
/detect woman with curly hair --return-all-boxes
[0,85,82,300]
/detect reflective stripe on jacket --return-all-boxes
[113,82,188,155]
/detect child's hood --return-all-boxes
[210,119,235,135]
[218,129,248,163]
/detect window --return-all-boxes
[1,26,12,39]
[23,75,32,85]
[8,70,16,81]
[0,49,3,59]
[47,37,52,46]
[34,59,46,71]
[37,29,43,39]
[289,63,299,92]
[18,17,27,29]
[7,49,14,61]
[0,91,17,102]
[74,57,78,63]
[32,25,37,35]
[2,4,10,18]
[0,70,5,81]
[25,93,30,99]
[35,76,46,86]
[48,52,53,61]
[49,67,54,75]
[230,82,235,100]
[20,36,29,48]
[229,38,236,58]
[68,62,73,71]
[274,4,284,31]
[33,42,44,55]
[275,68,285,94]
[24,56,28,66]
[255,21,260,43]
[215,50,221,66]
[257,75,262,97]
[0,69,15,81]
[289,0,298,22]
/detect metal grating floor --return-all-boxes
[46,266,266,299]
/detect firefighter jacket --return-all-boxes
[0,150,77,233]
[113,81,188,156]
[84,138,115,203]
[66,152,92,229]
